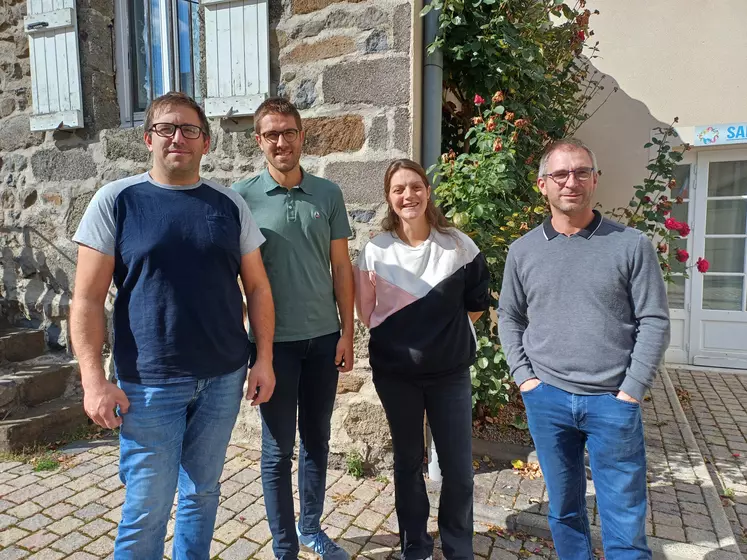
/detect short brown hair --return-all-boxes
[538,137,597,177]
[144,92,210,138]
[254,97,302,134]
[382,159,453,235]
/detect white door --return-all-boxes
[688,149,747,368]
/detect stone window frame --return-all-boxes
[113,0,203,127]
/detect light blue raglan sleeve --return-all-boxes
[72,182,123,256]
[223,188,265,255]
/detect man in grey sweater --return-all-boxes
[498,138,669,560]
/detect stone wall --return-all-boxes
[0,0,414,466]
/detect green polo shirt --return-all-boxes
[232,168,352,342]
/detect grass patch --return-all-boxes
[374,474,389,484]
[32,454,61,472]
[345,450,364,479]
[0,422,116,466]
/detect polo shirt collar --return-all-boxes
[543,209,603,240]
[262,167,313,194]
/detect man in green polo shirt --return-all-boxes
[232,97,354,560]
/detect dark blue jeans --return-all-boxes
[253,332,340,560]
[373,370,474,560]
[522,382,651,560]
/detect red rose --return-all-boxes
[643,196,651,203]
[664,218,678,230]
[474,94,485,105]
[676,249,689,263]
[678,223,691,237]
[657,242,668,253]
[697,257,710,273]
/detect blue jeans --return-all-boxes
[522,382,651,560]
[373,370,474,560]
[255,332,340,560]
[114,366,247,560]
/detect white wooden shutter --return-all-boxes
[24,0,84,131]
[202,0,270,118]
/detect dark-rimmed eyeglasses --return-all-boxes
[150,123,205,140]
[544,167,595,184]
[260,128,300,144]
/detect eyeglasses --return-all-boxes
[260,128,300,144]
[150,123,204,140]
[544,167,595,184]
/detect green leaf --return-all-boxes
[477,357,489,369]
[419,4,433,16]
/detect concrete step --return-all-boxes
[0,328,46,363]
[0,396,89,453]
[0,355,78,415]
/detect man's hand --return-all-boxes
[519,378,541,392]
[246,360,276,406]
[616,390,640,404]
[335,333,354,373]
[83,377,130,429]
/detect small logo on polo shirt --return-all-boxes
[313,211,321,219]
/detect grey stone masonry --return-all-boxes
[670,368,747,555]
[0,0,414,350]
[0,0,415,465]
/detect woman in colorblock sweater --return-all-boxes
[354,159,490,560]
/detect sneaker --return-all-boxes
[296,524,350,560]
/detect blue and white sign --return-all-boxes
[694,123,747,146]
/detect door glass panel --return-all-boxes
[672,200,689,224]
[672,165,691,199]
[667,276,685,309]
[704,238,746,273]
[708,161,747,197]
[669,237,688,274]
[706,200,747,235]
[703,276,744,310]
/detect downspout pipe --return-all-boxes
[421,0,443,483]
[421,0,443,187]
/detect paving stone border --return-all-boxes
[669,368,747,555]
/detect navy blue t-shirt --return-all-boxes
[73,173,265,384]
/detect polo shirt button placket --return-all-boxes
[286,191,295,223]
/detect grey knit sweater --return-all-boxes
[497,211,670,402]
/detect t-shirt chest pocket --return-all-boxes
[206,214,240,255]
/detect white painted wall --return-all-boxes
[577,0,747,211]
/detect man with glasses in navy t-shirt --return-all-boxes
[71,92,275,559]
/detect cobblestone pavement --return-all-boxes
[0,367,745,559]
[471,371,742,559]
[670,369,747,555]
[0,440,567,560]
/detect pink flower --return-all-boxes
[678,223,691,237]
[474,94,485,105]
[676,249,689,263]
[664,218,679,230]
[697,257,710,273]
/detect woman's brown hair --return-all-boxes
[382,159,453,234]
